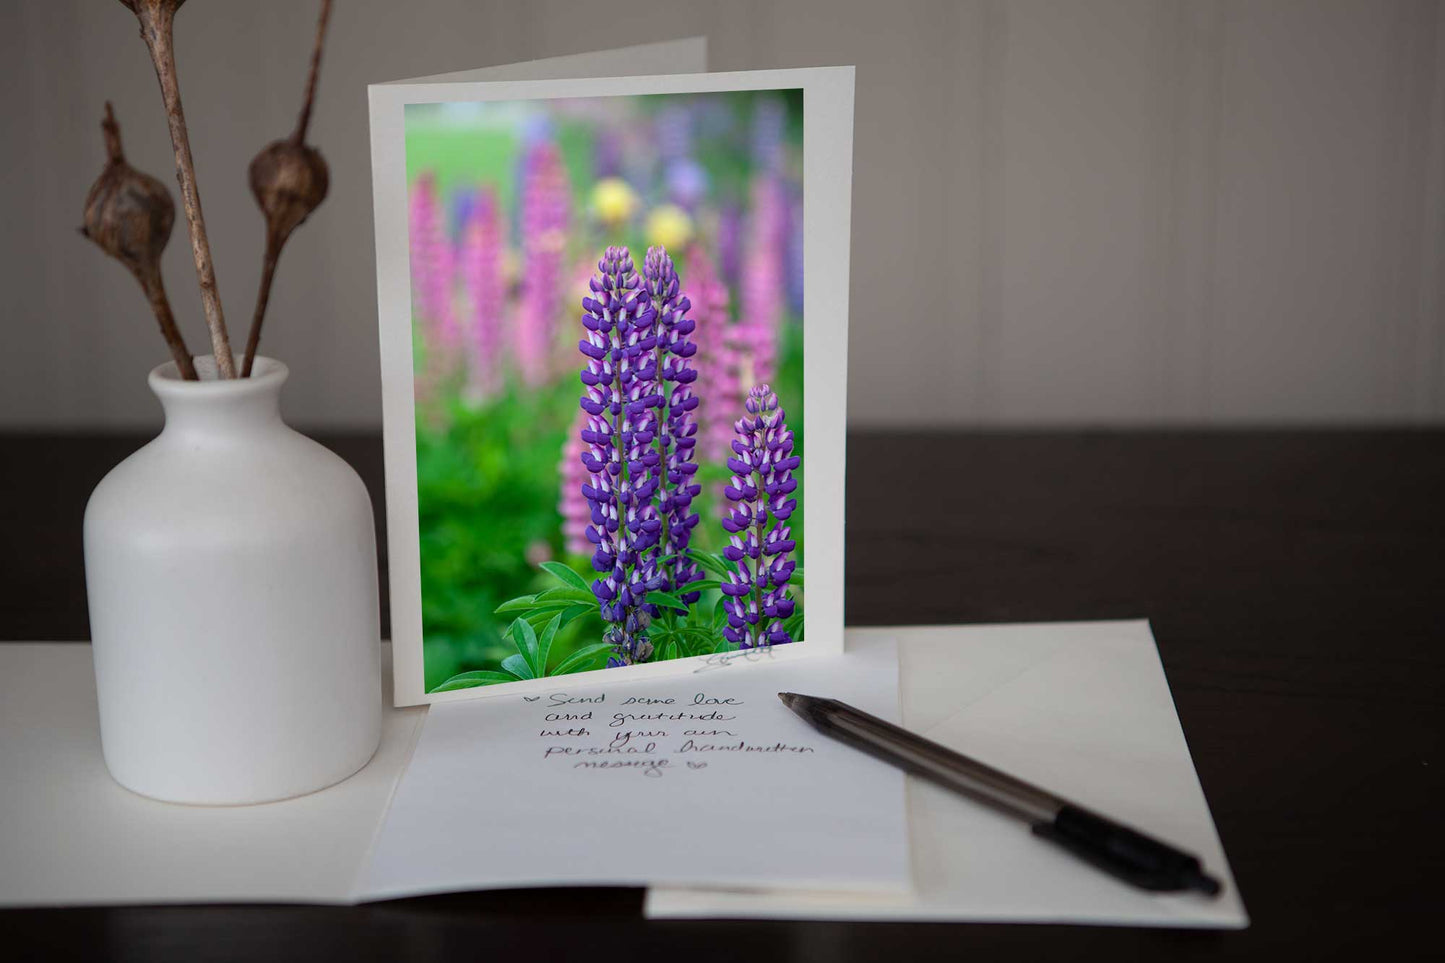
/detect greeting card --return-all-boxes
[369,44,855,705]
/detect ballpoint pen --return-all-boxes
[779,692,1222,896]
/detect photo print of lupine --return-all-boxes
[403,90,805,693]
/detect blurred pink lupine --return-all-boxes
[558,407,592,556]
[718,203,742,286]
[738,172,786,387]
[459,188,503,400]
[408,173,460,358]
[517,140,571,386]
[685,243,742,463]
[550,255,600,377]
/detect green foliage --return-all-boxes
[434,613,616,691]
[415,377,603,691]
[429,535,809,692]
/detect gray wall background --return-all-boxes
[3,0,1442,431]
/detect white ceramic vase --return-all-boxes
[84,355,382,805]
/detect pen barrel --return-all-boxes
[814,702,1064,824]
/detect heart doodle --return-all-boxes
[523,696,540,702]
[686,761,707,770]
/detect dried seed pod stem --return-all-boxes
[292,0,332,147]
[82,103,197,380]
[241,0,333,377]
[120,0,236,378]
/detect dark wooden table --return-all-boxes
[3,430,1441,961]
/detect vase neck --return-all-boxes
[149,355,289,440]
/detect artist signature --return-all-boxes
[694,645,777,673]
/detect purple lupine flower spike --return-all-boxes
[721,385,798,649]
[641,246,703,606]
[579,246,663,666]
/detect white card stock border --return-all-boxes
[369,60,856,706]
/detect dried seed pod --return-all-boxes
[240,0,333,377]
[249,139,330,247]
[82,102,197,380]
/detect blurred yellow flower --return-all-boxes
[645,204,694,251]
[590,177,639,226]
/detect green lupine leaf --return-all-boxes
[535,587,596,605]
[783,612,804,640]
[558,604,592,628]
[682,579,722,595]
[501,653,535,680]
[713,637,736,654]
[433,670,516,691]
[687,550,730,577]
[646,591,689,611]
[536,614,562,675]
[539,561,591,592]
[551,642,614,676]
[663,626,719,640]
[494,594,538,614]
[713,596,729,627]
[503,600,587,625]
[525,599,591,613]
[431,679,486,691]
[511,618,542,676]
[661,640,679,662]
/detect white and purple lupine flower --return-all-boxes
[517,139,571,386]
[579,246,665,666]
[721,385,799,648]
[641,246,703,605]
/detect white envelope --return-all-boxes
[646,620,1249,927]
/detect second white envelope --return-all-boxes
[646,620,1249,928]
